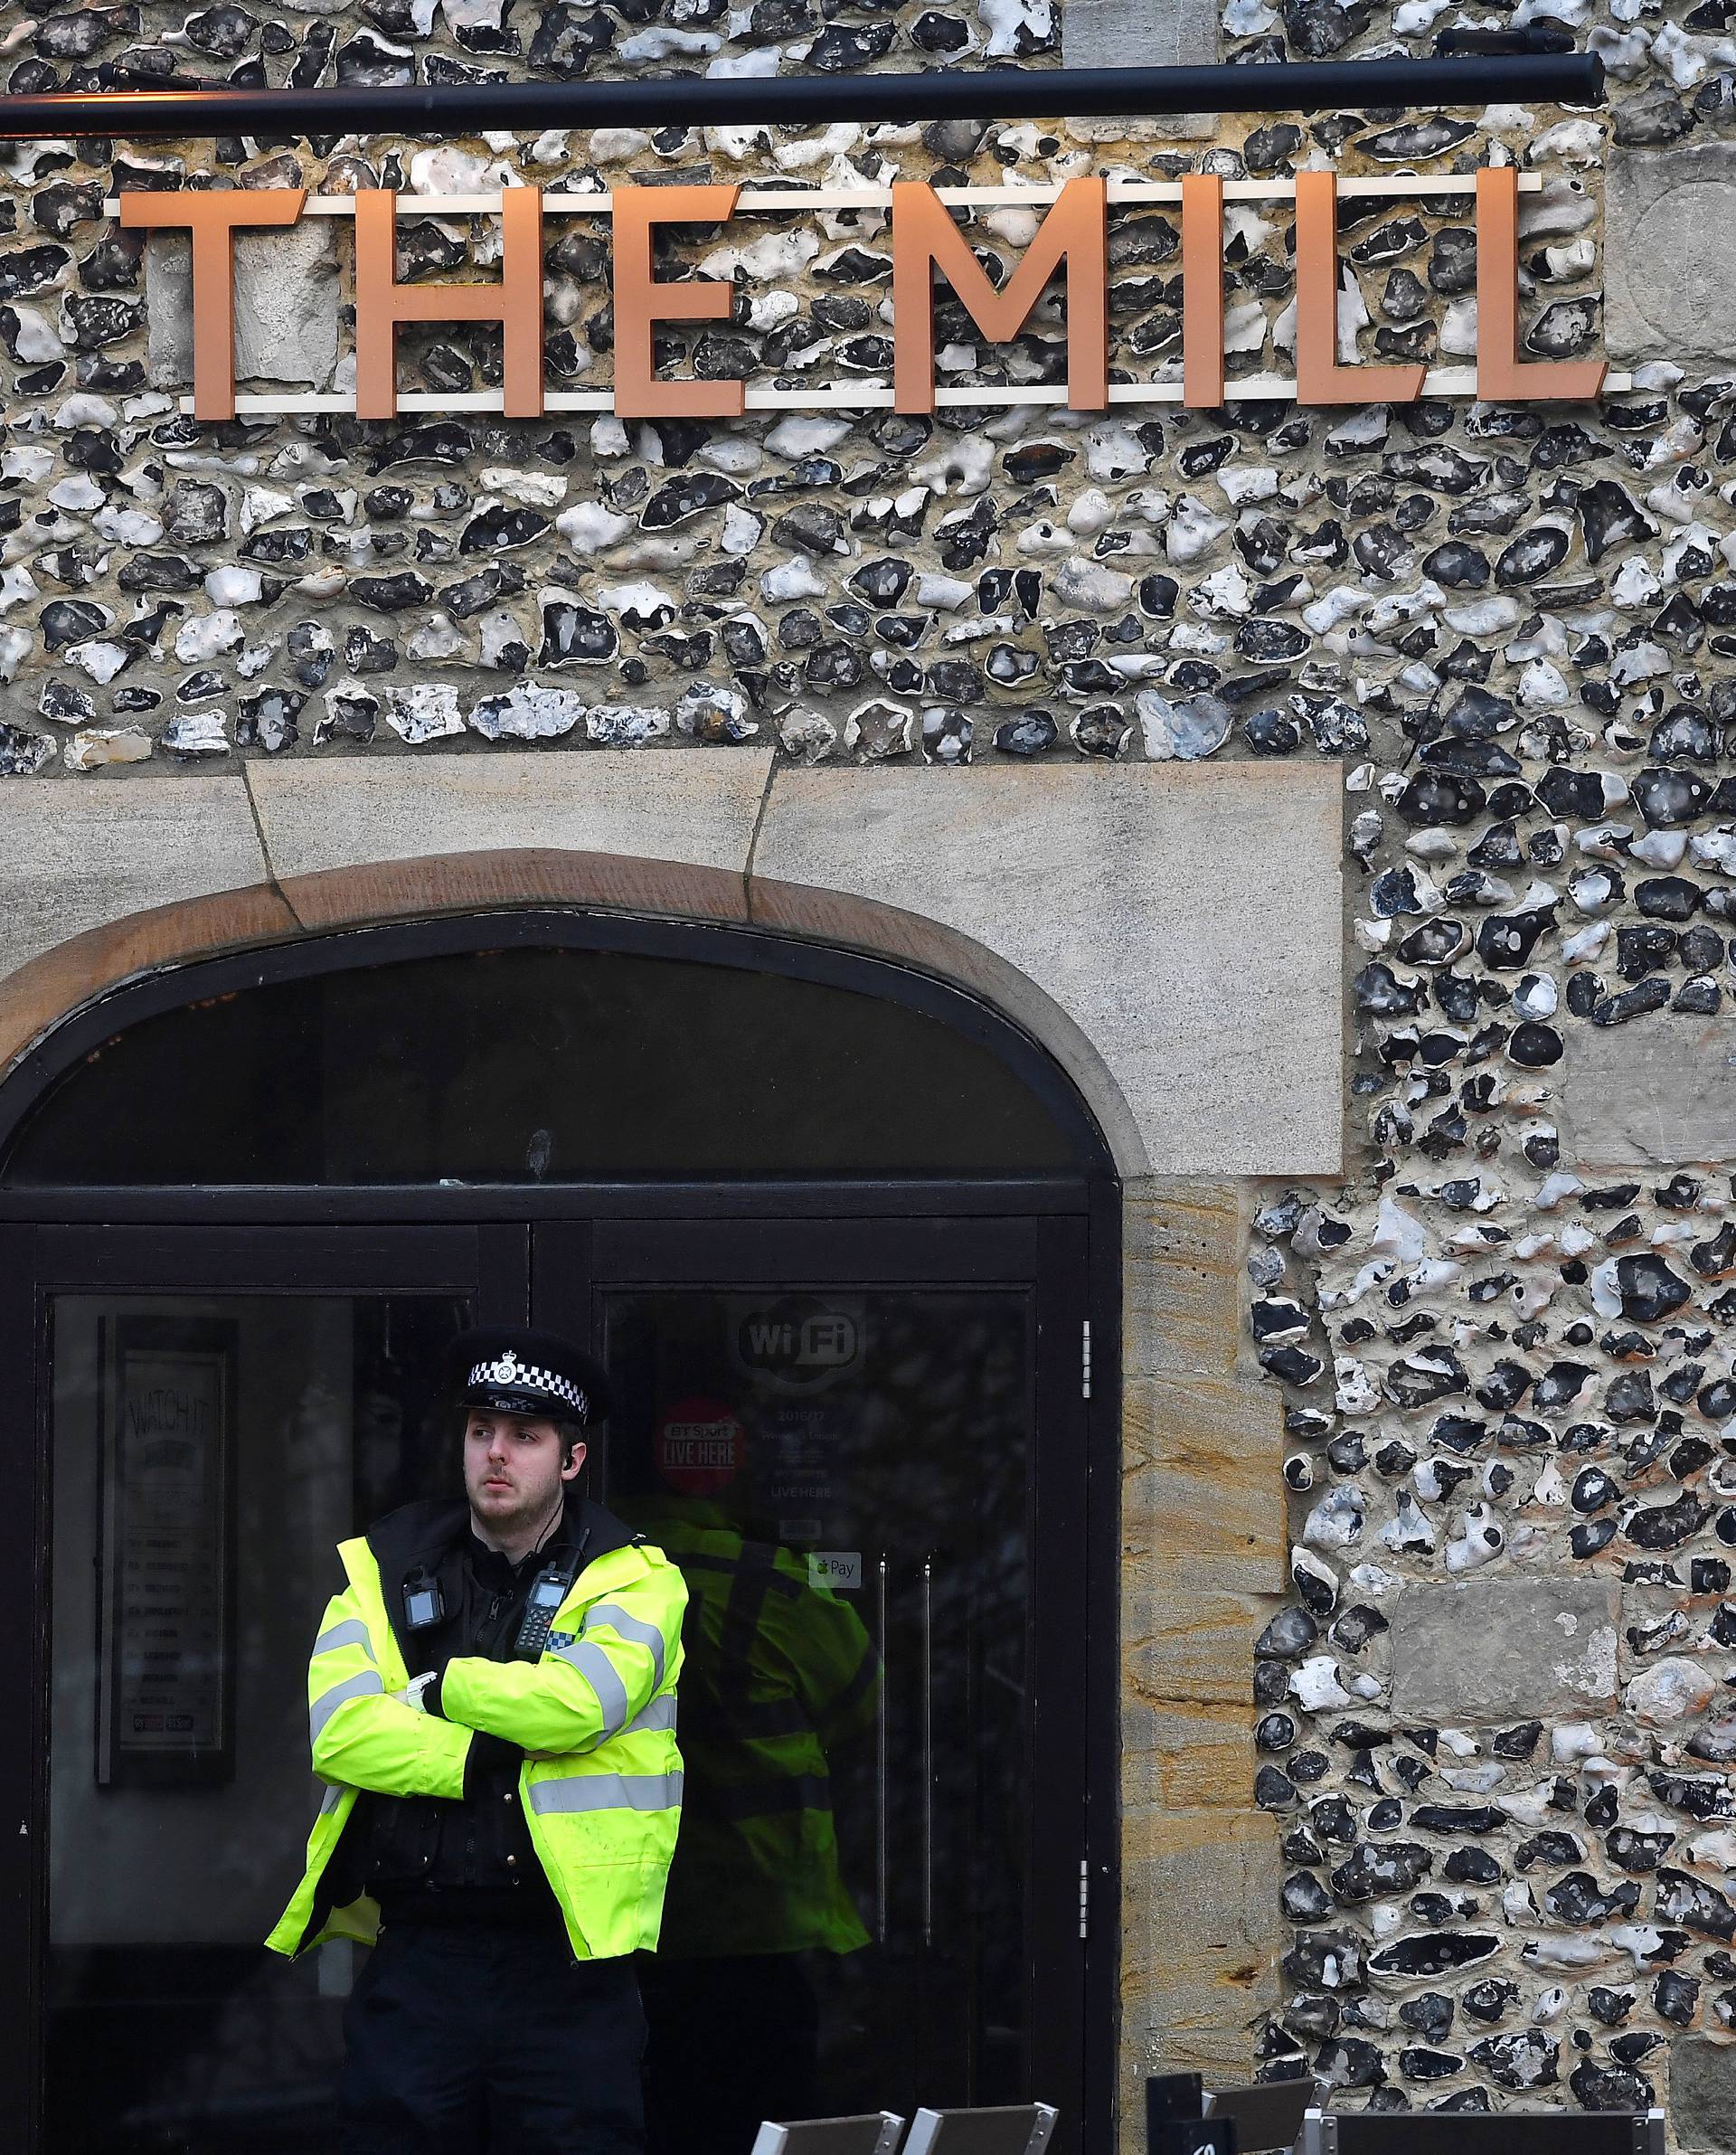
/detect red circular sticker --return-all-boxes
[656,1396,743,1496]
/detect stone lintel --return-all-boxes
[755,767,1345,1181]
[0,776,274,986]
[0,759,1345,1187]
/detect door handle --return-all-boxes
[876,1552,890,1947]
[921,1551,934,1952]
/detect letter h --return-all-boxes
[354,187,544,421]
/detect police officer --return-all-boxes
[267,1327,688,2155]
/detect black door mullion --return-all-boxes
[1029,1217,1093,2141]
[0,1227,41,2154]
[477,1223,533,1325]
[530,1221,592,1350]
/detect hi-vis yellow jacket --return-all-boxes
[267,1509,687,1963]
[622,1500,877,1959]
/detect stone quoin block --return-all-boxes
[146,219,342,391]
[1390,1576,1621,1724]
[1604,144,1736,371]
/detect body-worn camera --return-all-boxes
[403,1565,445,1632]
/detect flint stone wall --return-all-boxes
[7,0,1736,2132]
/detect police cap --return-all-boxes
[448,1326,613,1428]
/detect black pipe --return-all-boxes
[0,53,1603,140]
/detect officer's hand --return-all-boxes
[394,1672,439,1714]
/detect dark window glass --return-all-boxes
[2,938,1081,1184]
[45,1291,470,2155]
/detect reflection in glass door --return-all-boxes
[44,1289,472,2155]
[563,1219,1090,2155]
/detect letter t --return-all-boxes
[119,189,308,422]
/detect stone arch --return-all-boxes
[0,843,1146,1175]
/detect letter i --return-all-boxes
[1181,174,1225,411]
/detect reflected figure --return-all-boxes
[626,1491,879,2155]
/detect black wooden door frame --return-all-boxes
[0,1188,1119,2153]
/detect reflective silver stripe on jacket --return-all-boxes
[314,1619,376,1661]
[626,1693,678,1736]
[310,1668,384,1744]
[581,1602,667,1688]
[528,1769,684,1816]
[550,1637,631,1738]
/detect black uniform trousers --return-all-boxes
[339,1921,646,2155]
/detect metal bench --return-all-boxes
[904,2105,1061,2155]
[750,2114,908,2155]
[1203,2081,1316,2153]
[1298,2109,1666,2155]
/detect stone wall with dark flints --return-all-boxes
[11,0,1736,2138]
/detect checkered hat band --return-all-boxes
[469,1355,589,1420]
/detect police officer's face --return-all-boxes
[463,1410,586,1531]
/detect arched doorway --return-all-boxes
[0,907,1120,2155]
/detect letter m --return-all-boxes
[892,177,1108,417]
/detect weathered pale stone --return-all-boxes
[1124,1182,1250,1379]
[1061,0,1215,137]
[1122,1696,1259,1810]
[752,765,1344,1179]
[1560,1013,1736,1166]
[1120,1807,1281,2091]
[0,777,269,982]
[1122,1370,1281,1471]
[1390,1576,1620,1722]
[1605,145,1736,371]
[248,752,774,920]
[1126,1455,1286,1596]
[1672,2035,1736,2153]
[147,220,341,390]
[1124,1586,1275,1707]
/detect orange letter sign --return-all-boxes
[892,176,1108,415]
[354,186,545,421]
[1181,173,1225,411]
[1295,173,1424,407]
[610,184,744,421]
[1475,167,1605,402]
[119,189,307,421]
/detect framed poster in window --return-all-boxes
[97,1315,238,1787]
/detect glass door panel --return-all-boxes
[548,1216,1090,2155]
[604,1286,1033,2152]
[43,1287,475,2155]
